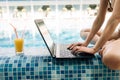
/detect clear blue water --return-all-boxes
[0,29,83,48]
[0,18,92,49]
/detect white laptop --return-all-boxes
[34,19,94,58]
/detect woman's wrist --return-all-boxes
[83,41,89,47]
[93,47,100,53]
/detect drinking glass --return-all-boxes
[14,38,24,55]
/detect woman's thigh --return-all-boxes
[102,39,120,70]
[102,39,120,54]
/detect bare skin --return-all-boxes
[68,0,120,70]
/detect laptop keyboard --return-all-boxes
[59,44,75,57]
[58,44,94,58]
[60,49,74,57]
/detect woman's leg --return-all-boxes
[80,28,102,44]
[101,38,120,70]
[80,28,120,44]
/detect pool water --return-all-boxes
[0,29,82,48]
[0,18,88,48]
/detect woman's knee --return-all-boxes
[102,51,120,70]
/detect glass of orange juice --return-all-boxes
[14,38,24,55]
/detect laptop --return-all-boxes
[34,19,94,58]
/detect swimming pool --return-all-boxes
[1,18,119,80]
[1,18,93,48]
[0,18,88,56]
[0,28,82,48]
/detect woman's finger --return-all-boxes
[68,42,82,50]
[71,46,79,54]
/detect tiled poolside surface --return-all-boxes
[0,49,120,80]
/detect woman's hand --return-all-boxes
[67,42,87,50]
[71,46,96,55]
[67,42,96,55]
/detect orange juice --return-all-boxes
[14,38,24,53]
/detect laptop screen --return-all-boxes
[34,19,54,56]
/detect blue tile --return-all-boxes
[39,71,43,75]
[73,70,77,73]
[18,76,21,80]
[9,77,13,80]
[31,64,34,67]
[0,68,3,72]
[8,68,12,72]
[31,76,34,79]
[26,76,30,79]
[13,77,17,80]
[43,67,47,70]
[35,75,39,79]
[13,72,17,76]
[4,73,8,76]
[26,68,30,71]
[0,54,119,80]
[65,74,68,78]
[52,67,55,70]
[30,72,34,75]
[116,73,120,76]
[18,64,21,67]
[48,71,51,74]
[5,60,9,63]
[61,70,64,74]
[78,70,81,73]
[5,77,8,80]
[13,68,16,72]
[82,70,86,73]
[4,68,8,72]
[18,60,22,64]
[56,71,60,74]
[17,68,21,72]
[35,63,38,66]
[14,60,17,63]
[39,75,43,79]
[22,68,25,71]
[5,64,8,67]
[8,64,12,67]
[0,64,4,67]
[99,74,102,77]
[56,67,60,70]
[31,60,34,63]
[65,71,68,74]
[69,74,73,77]
[26,63,30,67]
[22,72,25,75]
[30,67,34,71]
[43,71,47,74]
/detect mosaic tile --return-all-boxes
[0,54,120,80]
